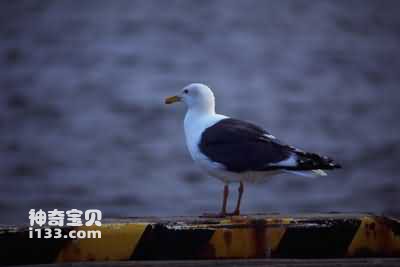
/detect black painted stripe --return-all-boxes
[130,223,215,260]
[0,227,72,266]
[273,218,361,258]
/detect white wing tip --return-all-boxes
[312,169,328,176]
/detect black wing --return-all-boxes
[199,118,341,173]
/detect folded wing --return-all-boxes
[199,118,341,173]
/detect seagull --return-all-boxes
[165,83,341,217]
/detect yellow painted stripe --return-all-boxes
[209,218,287,258]
[56,223,148,262]
[347,216,400,256]
[266,226,286,253]
[265,218,291,253]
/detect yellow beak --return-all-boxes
[165,95,181,104]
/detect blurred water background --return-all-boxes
[1,0,399,224]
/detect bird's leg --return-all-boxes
[221,183,229,215]
[201,184,229,218]
[230,182,244,216]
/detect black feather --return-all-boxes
[199,118,341,173]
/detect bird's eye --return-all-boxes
[183,89,189,94]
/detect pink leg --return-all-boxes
[202,184,229,218]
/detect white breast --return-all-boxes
[184,111,227,162]
[183,111,280,183]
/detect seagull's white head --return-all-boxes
[165,83,215,114]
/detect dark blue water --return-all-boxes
[1,0,400,224]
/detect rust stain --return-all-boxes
[87,253,96,261]
[223,229,232,246]
[250,219,267,258]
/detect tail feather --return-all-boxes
[294,151,341,170]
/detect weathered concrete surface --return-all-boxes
[23,258,400,267]
[1,213,400,266]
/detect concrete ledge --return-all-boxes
[27,258,400,267]
[1,213,399,265]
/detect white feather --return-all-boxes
[284,169,327,178]
[269,154,298,167]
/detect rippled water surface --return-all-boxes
[1,1,400,224]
